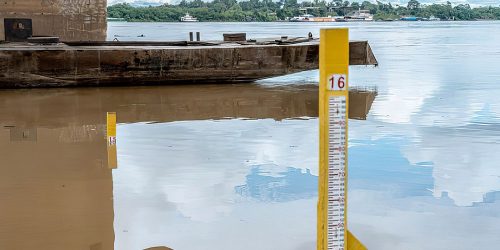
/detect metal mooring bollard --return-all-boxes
[196,32,200,41]
[189,32,194,41]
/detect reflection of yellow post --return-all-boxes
[107,112,118,169]
[318,28,366,250]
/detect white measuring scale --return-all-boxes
[327,95,347,250]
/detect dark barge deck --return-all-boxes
[0,38,377,88]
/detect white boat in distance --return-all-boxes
[181,13,199,22]
[345,9,374,21]
[289,14,315,22]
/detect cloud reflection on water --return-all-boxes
[114,119,318,250]
[235,165,317,202]
[108,21,500,249]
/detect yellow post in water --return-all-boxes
[318,28,366,250]
[107,112,118,169]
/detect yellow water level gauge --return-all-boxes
[107,112,118,169]
[318,28,366,250]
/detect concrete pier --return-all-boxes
[0,0,107,41]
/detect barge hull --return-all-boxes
[0,41,377,88]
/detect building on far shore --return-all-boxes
[0,0,107,42]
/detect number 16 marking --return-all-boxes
[327,74,347,91]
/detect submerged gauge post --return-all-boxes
[318,28,366,250]
[107,112,118,169]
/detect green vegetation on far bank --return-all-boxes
[107,0,500,22]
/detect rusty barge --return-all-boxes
[0,39,377,88]
[0,1,378,88]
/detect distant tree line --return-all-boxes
[107,0,500,22]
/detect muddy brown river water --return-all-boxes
[1,21,500,250]
[0,84,374,250]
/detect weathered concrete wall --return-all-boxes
[0,0,107,41]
